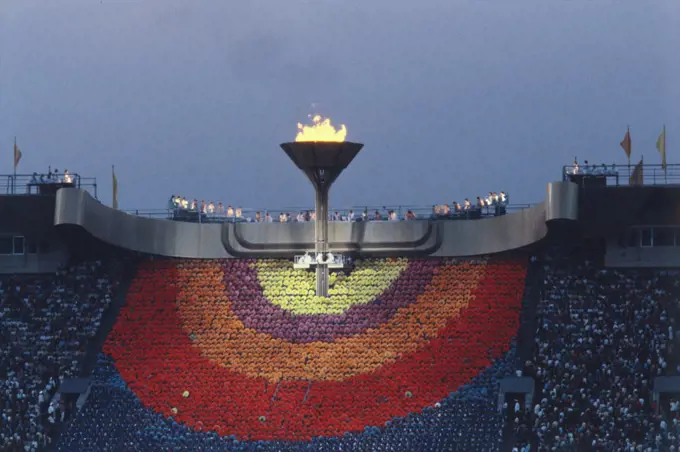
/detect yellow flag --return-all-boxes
[13,142,22,169]
[620,128,631,159]
[629,158,644,185]
[112,166,119,209]
[656,126,666,171]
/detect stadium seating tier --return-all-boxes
[61,257,527,450]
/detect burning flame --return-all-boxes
[295,115,347,142]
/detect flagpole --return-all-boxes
[13,137,16,194]
[627,126,631,181]
[664,124,667,184]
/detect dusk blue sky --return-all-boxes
[1,0,677,211]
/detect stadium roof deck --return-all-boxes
[54,183,578,258]
[2,162,674,197]
[563,162,679,186]
[4,162,676,222]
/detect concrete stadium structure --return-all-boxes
[5,164,680,452]
[53,181,578,259]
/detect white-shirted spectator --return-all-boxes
[0,261,119,451]
[524,248,676,451]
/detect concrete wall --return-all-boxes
[432,204,548,256]
[579,185,680,237]
[54,188,227,259]
[0,195,56,237]
[605,241,680,268]
[0,194,69,274]
[546,180,579,222]
[222,219,441,257]
[54,181,578,258]
[0,248,68,274]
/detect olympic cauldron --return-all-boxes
[280,115,363,297]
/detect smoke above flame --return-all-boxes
[295,115,347,142]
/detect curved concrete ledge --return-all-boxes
[546,180,579,221]
[54,188,229,258]
[432,202,547,256]
[223,181,579,257]
[222,220,443,257]
[53,181,578,258]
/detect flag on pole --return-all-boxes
[13,141,22,169]
[656,125,667,171]
[629,158,644,185]
[112,166,119,210]
[620,127,632,160]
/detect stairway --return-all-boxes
[79,260,137,377]
[516,258,543,365]
[500,256,543,452]
[46,259,137,452]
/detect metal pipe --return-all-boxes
[315,186,329,297]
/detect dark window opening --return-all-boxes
[627,229,641,247]
[26,240,38,254]
[39,241,50,253]
[12,237,24,255]
[0,237,13,255]
[655,228,675,247]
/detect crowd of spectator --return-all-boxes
[58,351,514,452]
[519,248,679,451]
[10,243,680,451]
[0,261,117,451]
[57,257,526,451]
[565,159,619,177]
[433,191,509,219]
[28,169,74,186]
[167,191,509,223]
[17,168,78,195]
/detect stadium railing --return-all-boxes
[123,203,534,223]
[2,174,98,198]
[562,163,679,186]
